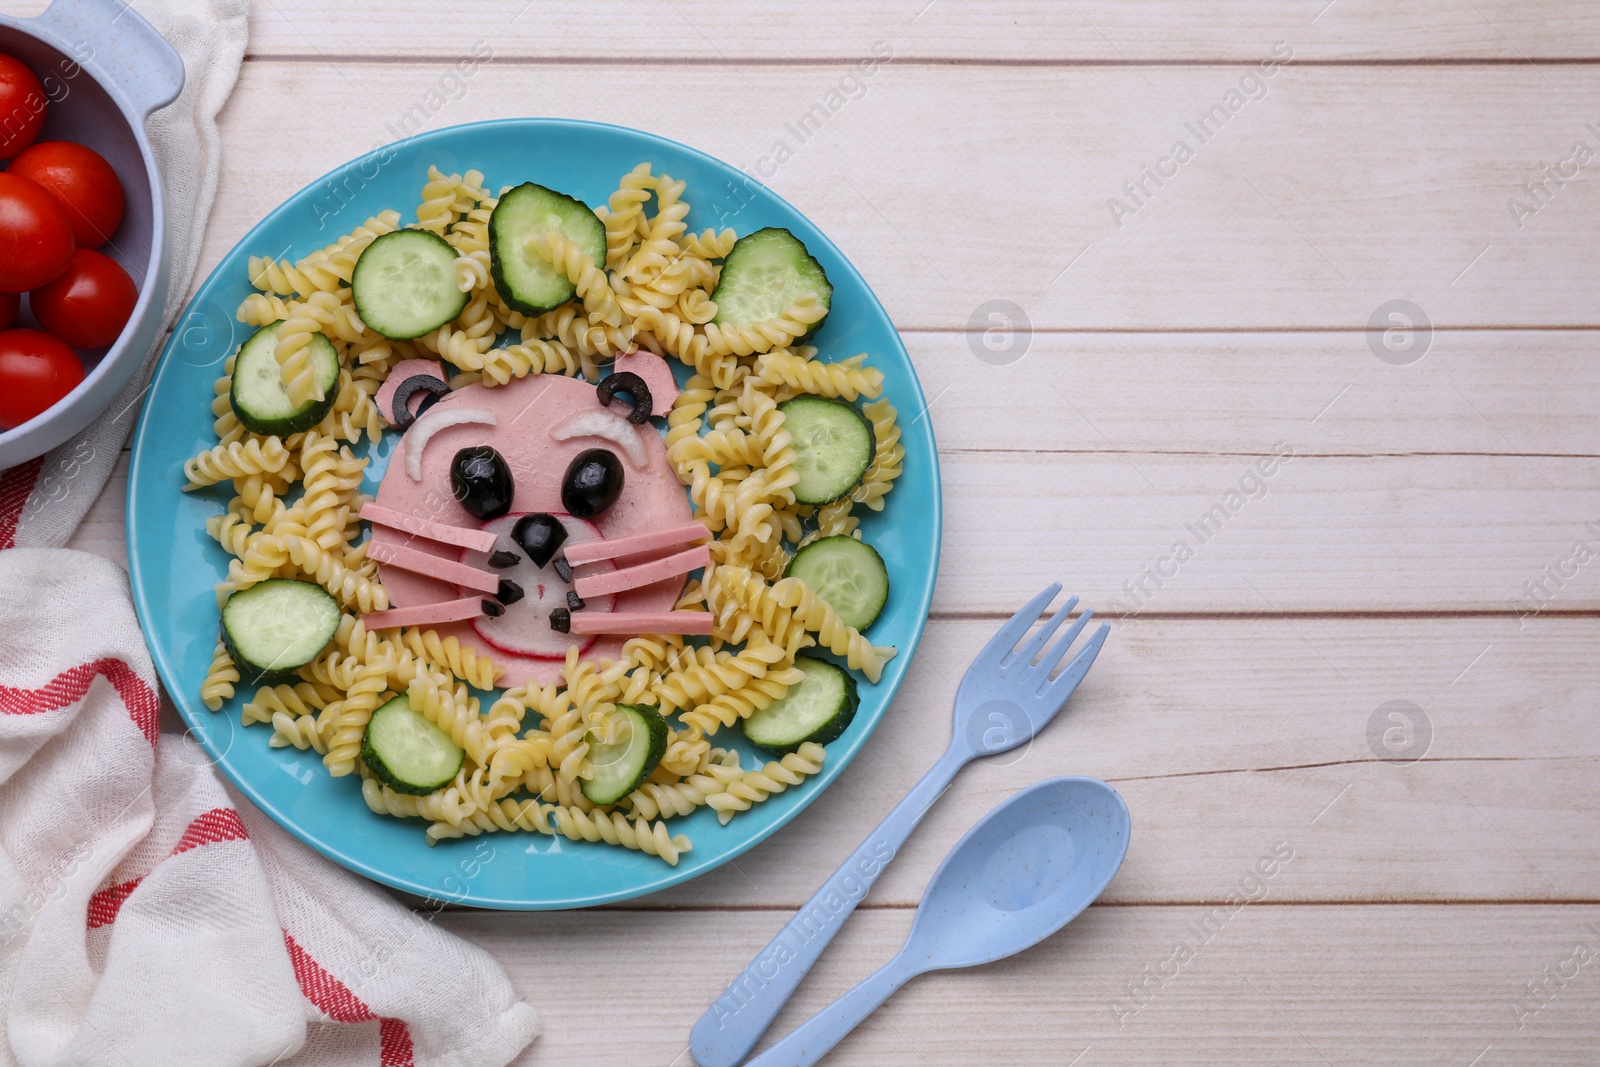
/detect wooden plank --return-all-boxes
[230,1,1600,61]
[68,443,1600,614]
[197,61,1600,330]
[442,904,1600,1066]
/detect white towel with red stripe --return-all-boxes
[0,548,540,1067]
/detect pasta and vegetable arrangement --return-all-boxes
[186,162,905,865]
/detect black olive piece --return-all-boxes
[596,371,653,424]
[561,448,624,519]
[511,513,567,568]
[390,374,451,430]
[549,607,571,633]
[566,590,585,611]
[450,446,514,521]
[481,599,506,618]
[553,556,573,583]
[497,579,525,605]
[487,550,520,569]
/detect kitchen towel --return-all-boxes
[0,547,540,1066]
[1,0,247,550]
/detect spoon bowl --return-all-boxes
[745,777,1129,1067]
[909,776,1130,970]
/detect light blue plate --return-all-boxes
[126,119,941,909]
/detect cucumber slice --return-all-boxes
[351,229,469,340]
[361,693,464,795]
[778,396,873,505]
[581,704,668,805]
[489,182,606,315]
[786,535,889,631]
[220,578,342,682]
[229,322,339,436]
[710,227,832,328]
[742,655,858,752]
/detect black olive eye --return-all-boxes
[596,371,653,424]
[511,512,567,568]
[561,448,624,518]
[450,446,514,520]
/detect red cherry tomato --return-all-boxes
[0,329,84,429]
[9,141,125,248]
[0,293,17,331]
[0,173,75,293]
[0,55,46,160]
[30,249,138,349]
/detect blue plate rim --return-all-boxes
[127,117,942,909]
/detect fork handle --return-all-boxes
[688,745,967,1067]
[741,955,920,1067]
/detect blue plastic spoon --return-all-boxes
[743,776,1130,1066]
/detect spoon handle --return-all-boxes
[689,745,967,1067]
[742,956,918,1067]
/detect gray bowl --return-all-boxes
[0,0,182,468]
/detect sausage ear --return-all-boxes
[376,358,450,428]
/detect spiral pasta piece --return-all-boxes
[273,297,336,407]
[773,577,896,683]
[625,758,746,820]
[321,655,392,776]
[528,231,625,328]
[183,437,291,489]
[406,675,490,767]
[480,337,582,385]
[598,162,654,270]
[199,639,239,712]
[755,349,884,402]
[361,775,473,826]
[269,711,326,753]
[525,304,634,360]
[705,742,826,824]
[281,535,390,612]
[679,227,737,260]
[399,628,503,690]
[544,806,692,865]
[240,681,331,726]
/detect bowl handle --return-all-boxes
[30,0,186,117]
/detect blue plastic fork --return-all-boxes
[689,583,1111,1067]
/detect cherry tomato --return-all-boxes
[0,173,75,293]
[0,329,84,429]
[0,55,46,160]
[0,293,17,331]
[9,141,125,248]
[30,249,138,349]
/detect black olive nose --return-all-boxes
[561,448,624,518]
[450,445,514,520]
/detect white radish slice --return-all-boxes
[405,405,496,481]
[548,407,648,469]
[462,513,615,660]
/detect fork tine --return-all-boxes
[1043,621,1111,698]
[978,582,1062,664]
[1029,607,1094,679]
[1011,595,1079,668]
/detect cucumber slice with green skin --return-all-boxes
[778,396,873,505]
[785,535,890,631]
[581,704,669,805]
[361,693,465,796]
[352,229,469,340]
[220,578,342,682]
[710,227,832,328]
[489,182,606,315]
[229,322,340,436]
[742,655,858,752]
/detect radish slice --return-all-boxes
[549,407,648,469]
[462,512,615,659]
[406,406,496,481]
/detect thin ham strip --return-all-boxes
[362,597,484,630]
[359,503,497,553]
[364,540,500,595]
[560,521,710,567]
[568,611,714,636]
[572,544,710,599]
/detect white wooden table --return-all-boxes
[47,1,1600,1061]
